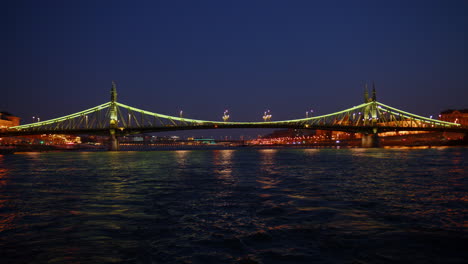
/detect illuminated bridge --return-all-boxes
[2,82,465,150]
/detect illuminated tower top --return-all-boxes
[111,81,118,103]
[364,83,369,103]
[372,82,377,101]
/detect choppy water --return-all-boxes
[0,147,467,264]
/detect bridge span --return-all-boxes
[2,83,465,149]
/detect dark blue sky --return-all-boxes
[3,0,467,126]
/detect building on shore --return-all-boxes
[439,109,468,127]
[0,112,21,129]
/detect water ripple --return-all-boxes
[0,148,466,263]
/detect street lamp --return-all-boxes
[222,110,230,122]
[263,110,272,121]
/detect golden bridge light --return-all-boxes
[263,110,272,122]
[222,110,230,122]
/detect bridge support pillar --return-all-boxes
[361,133,380,148]
[108,82,120,151]
[109,129,119,151]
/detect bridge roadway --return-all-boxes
[2,123,467,137]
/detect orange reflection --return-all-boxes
[257,149,282,190]
[175,150,190,167]
[0,156,8,188]
[303,149,319,155]
[257,178,282,189]
[0,156,15,232]
[259,149,277,174]
[213,150,235,185]
[213,150,234,166]
[267,224,294,230]
[0,213,16,232]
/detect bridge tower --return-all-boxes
[109,81,119,151]
[364,83,370,103]
[362,82,380,147]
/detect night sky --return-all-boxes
[3,0,468,129]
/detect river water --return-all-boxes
[0,147,466,263]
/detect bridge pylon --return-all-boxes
[109,81,120,151]
[361,84,380,147]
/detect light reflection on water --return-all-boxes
[0,147,467,263]
[213,150,234,181]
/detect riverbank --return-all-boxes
[1,139,466,154]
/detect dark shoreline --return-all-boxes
[2,141,467,154]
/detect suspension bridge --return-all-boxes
[2,82,465,150]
